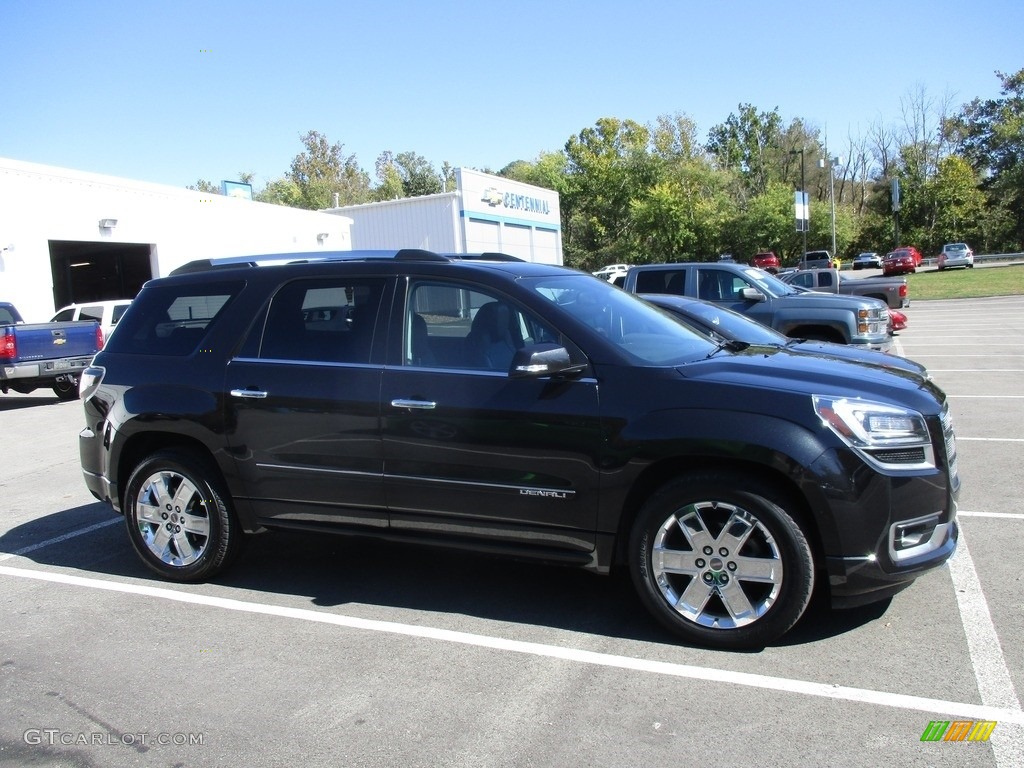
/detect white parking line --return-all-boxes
[1,563,1022,727]
[0,517,120,562]
[948,530,1024,766]
[947,395,1024,399]
[956,437,1024,443]
[958,511,1024,520]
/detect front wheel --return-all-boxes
[629,471,814,649]
[123,449,243,581]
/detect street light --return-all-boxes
[790,148,807,256]
[820,156,843,259]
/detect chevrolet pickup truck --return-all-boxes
[779,268,909,309]
[622,262,892,350]
[1,302,102,400]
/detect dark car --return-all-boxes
[751,252,780,274]
[78,249,959,650]
[640,293,927,378]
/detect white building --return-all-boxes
[325,168,562,265]
[0,160,562,324]
[0,157,353,322]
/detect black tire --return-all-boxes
[52,374,80,401]
[629,471,814,649]
[123,449,242,581]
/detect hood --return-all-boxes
[789,340,927,377]
[676,344,945,414]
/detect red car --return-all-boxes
[751,251,780,273]
[883,246,922,276]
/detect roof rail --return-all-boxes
[167,248,524,275]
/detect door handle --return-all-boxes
[230,388,268,399]
[390,398,436,410]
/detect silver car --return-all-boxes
[853,252,882,270]
[938,243,975,270]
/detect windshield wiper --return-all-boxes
[706,339,750,358]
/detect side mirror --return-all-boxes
[740,287,766,302]
[510,343,587,378]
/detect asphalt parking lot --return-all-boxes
[1,294,1022,768]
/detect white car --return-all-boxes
[852,252,882,270]
[592,263,629,282]
[938,243,975,270]
[51,299,132,345]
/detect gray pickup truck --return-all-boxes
[622,262,892,350]
[780,268,909,309]
[0,302,102,400]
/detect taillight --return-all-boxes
[0,330,15,360]
[899,285,907,297]
[96,325,105,350]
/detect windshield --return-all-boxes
[524,274,716,365]
[677,300,788,345]
[738,266,802,297]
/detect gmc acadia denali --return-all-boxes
[78,249,959,649]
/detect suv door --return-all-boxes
[379,277,603,559]
[223,276,389,530]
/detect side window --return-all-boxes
[699,269,748,302]
[635,270,686,295]
[405,282,556,372]
[104,281,243,356]
[51,309,75,322]
[79,305,104,323]
[260,278,384,364]
[790,273,814,289]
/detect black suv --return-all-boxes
[78,249,959,649]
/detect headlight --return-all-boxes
[813,395,935,470]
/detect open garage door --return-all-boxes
[49,240,154,310]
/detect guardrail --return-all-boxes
[920,252,1024,267]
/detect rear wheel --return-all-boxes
[123,449,242,581]
[629,471,814,649]
[52,374,79,401]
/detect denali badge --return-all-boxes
[519,489,569,499]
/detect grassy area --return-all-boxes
[906,264,1024,301]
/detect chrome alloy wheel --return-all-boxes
[652,501,783,629]
[134,469,211,567]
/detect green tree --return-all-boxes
[951,68,1024,250]
[706,105,784,198]
[187,179,221,194]
[921,155,986,251]
[288,130,371,209]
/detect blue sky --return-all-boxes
[3,0,1020,190]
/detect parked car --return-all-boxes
[592,264,629,282]
[852,252,882,270]
[799,250,834,270]
[641,293,924,376]
[79,248,958,650]
[938,243,975,271]
[883,247,922,276]
[779,268,909,309]
[622,262,892,350]
[51,299,132,345]
[1,301,102,399]
[889,308,908,332]
[750,251,780,273]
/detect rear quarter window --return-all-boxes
[104,281,244,356]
